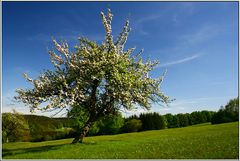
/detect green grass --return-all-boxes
[3,122,239,159]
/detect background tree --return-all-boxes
[211,97,239,124]
[172,115,180,128]
[177,113,189,127]
[164,113,174,128]
[190,111,205,125]
[225,97,239,121]
[97,112,124,135]
[67,104,90,136]
[185,113,192,126]
[15,9,171,144]
[139,112,167,130]
[121,118,142,133]
[2,110,29,143]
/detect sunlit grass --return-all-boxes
[3,122,239,159]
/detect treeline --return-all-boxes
[121,110,216,133]
[2,98,238,143]
[1,110,216,143]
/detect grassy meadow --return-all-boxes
[3,122,239,159]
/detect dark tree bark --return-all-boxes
[72,79,99,144]
[72,117,95,143]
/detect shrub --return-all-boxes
[121,119,142,133]
[98,113,124,135]
[88,122,100,136]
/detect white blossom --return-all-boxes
[23,73,33,83]
[15,9,171,116]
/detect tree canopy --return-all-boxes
[15,9,171,143]
[2,110,29,143]
[211,97,239,124]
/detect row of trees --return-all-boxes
[0,110,215,143]
[3,98,238,143]
[165,111,216,128]
[122,110,216,132]
[211,98,239,124]
[2,111,218,142]
[90,97,239,134]
[63,109,219,135]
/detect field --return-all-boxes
[2,122,239,159]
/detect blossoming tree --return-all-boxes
[15,9,171,143]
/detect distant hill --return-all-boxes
[24,114,77,130]
[23,115,77,142]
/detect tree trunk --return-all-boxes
[72,79,99,144]
[72,118,94,144]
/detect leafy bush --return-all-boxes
[88,122,100,136]
[98,113,124,135]
[121,119,142,133]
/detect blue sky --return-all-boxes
[2,2,238,117]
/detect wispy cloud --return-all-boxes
[179,2,196,15]
[182,96,237,102]
[158,54,201,67]
[168,96,236,109]
[134,4,197,36]
[171,3,196,25]
[26,33,79,43]
[26,31,105,44]
[150,22,223,60]
[180,25,221,47]
[13,67,39,81]
[136,14,162,24]
[133,13,163,36]
[2,91,68,117]
[150,95,236,115]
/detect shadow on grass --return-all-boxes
[2,141,99,157]
[3,144,64,157]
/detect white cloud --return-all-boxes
[136,14,162,24]
[158,54,201,67]
[121,108,149,117]
[27,32,105,44]
[170,96,236,108]
[179,24,224,48]
[133,13,163,36]
[181,96,236,102]
[148,95,236,115]
[2,101,68,118]
[2,89,68,117]
[120,95,237,117]
[150,22,223,61]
